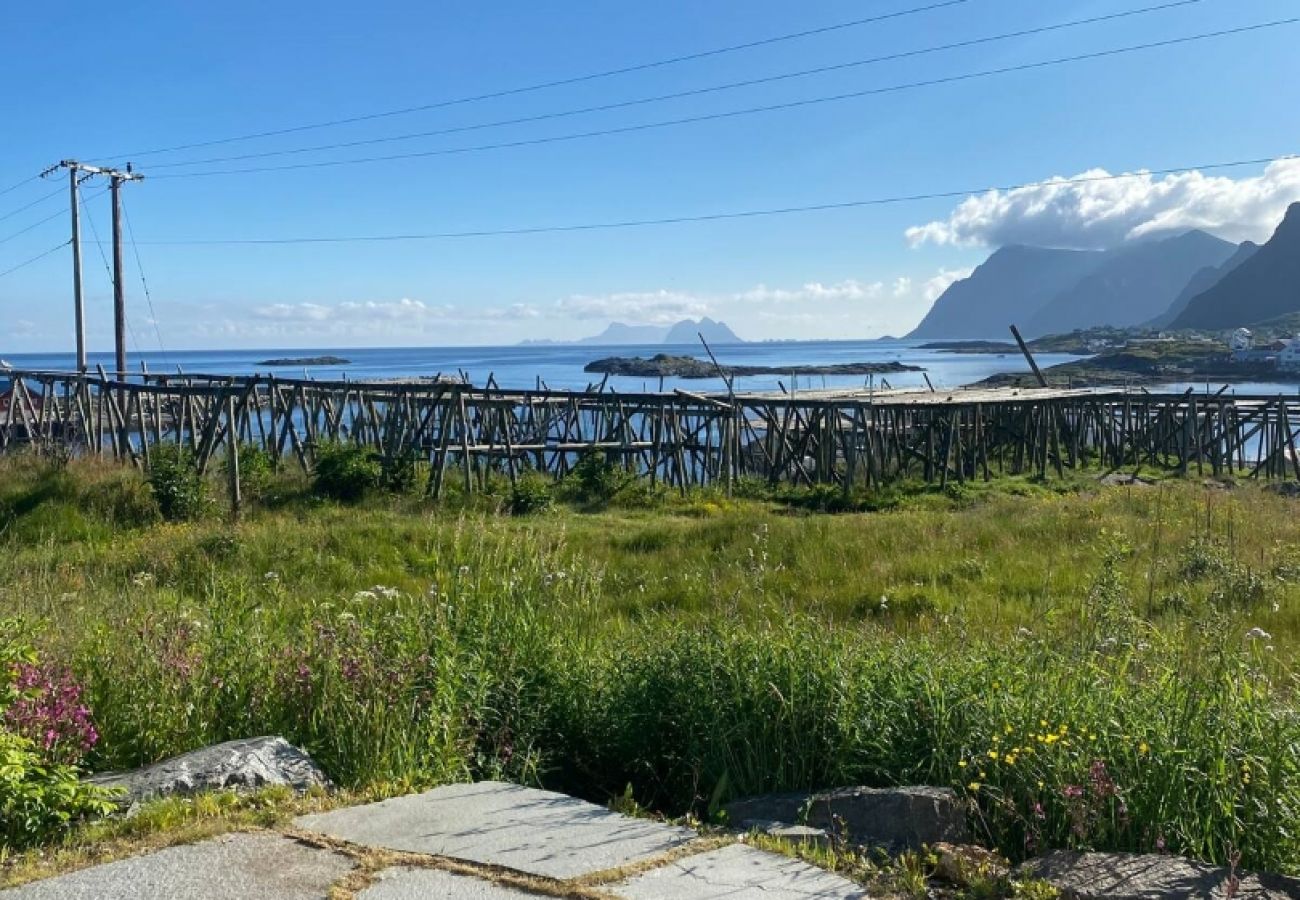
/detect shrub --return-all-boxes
[146,445,207,521]
[378,451,419,495]
[1,623,114,851]
[566,451,635,506]
[509,472,554,516]
[312,441,381,503]
[224,443,276,502]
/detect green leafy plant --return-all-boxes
[509,472,554,516]
[146,445,207,521]
[311,441,382,503]
[1,623,115,852]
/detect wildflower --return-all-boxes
[130,572,155,588]
[958,760,967,768]
[1138,741,1150,755]
[458,565,471,576]
[1245,627,1272,641]
[968,782,981,792]
[263,571,280,583]
[1016,627,1033,638]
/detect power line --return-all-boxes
[150,18,1300,180]
[0,240,69,280]
[112,153,1296,245]
[0,203,70,246]
[145,0,1206,172]
[95,0,970,161]
[0,176,40,200]
[120,195,171,365]
[0,186,64,223]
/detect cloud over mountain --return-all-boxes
[905,159,1300,251]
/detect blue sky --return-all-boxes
[2,0,1299,351]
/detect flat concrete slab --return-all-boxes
[612,844,869,899]
[0,832,352,900]
[360,867,541,899]
[295,781,695,880]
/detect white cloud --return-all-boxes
[922,267,974,303]
[905,158,1300,250]
[738,280,885,304]
[554,290,709,324]
[195,270,958,345]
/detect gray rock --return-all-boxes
[1265,481,1300,498]
[611,844,868,899]
[1098,473,1157,487]
[294,781,695,880]
[725,785,968,851]
[0,832,351,899]
[88,736,329,806]
[359,868,538,899]
[1018,850,1300,899]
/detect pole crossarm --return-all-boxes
[38,159,144,375]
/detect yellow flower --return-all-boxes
[1040,719,1049,728]
[1138,741,1150,755]
[968,782,981,791]
[1004,724,1014,735]
[988,750,1000,760]
[1037,780,1045,789]
[958,760,968,768]
[1003,755,1017,765]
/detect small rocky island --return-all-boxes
[258,355,351,367]
[585,353,922,379]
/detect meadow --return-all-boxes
[1,450,1298,877]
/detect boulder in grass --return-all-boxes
[725,785,968,851]
[87,736,329,807]
[1017,850,1300,899]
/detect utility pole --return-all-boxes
[40,160,143,378]
[67,168,86,372]
[110,173,127,382]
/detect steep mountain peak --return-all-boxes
[1171,203,1300,330]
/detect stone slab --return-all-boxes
[360,867,541,899]
[294,781,695,880]
[612,844,869,899]
[0,832,352,900]
[1018,850,1300,899]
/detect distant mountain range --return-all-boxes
[909,202,1300,339]
[523,317,744,346]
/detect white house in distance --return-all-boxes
[1280,339,1300,372]
[1226,328,1254,351]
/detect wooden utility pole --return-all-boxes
[41,160,142,378]
[110,174,127,382]
[67,169,87,372]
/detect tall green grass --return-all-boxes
[1,457,1298,872]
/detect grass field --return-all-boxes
[2,453,1298,875]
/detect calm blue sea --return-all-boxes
[5,340,1298,395]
